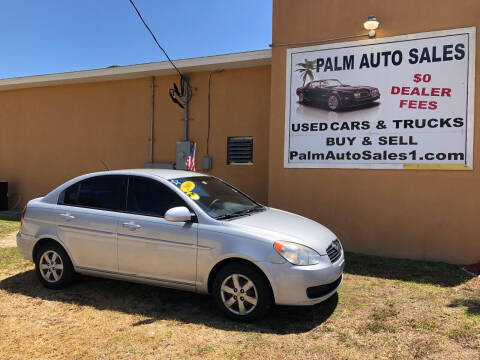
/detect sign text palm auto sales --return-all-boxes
[284,28,475,169]
[315,43,464,111]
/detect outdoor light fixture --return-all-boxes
[270,14,381,47]
[364,15,380,38]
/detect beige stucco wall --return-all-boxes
[268,0,480,264]
[2,0,479,265]
[0,65,271,207]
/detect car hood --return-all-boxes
[331,85,376,92]
[227,208,337,254]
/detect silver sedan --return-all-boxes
[17,169,344,321]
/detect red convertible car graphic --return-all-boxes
[296,79,380,111]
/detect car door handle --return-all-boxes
[59,213,75,220]
[122,222,141,230]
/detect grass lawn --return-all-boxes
[0,217,19,238]
[0,224,478,359]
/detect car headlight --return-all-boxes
[273,241,322,265]
[354,92,361,98]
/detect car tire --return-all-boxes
[35,242,74,289]
[213,263,273,322]
[327,95,341,111]
[299,93,305,103]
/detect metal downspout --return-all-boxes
[150,76,155,162]
[184,77,189,141]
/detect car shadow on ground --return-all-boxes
[344,252,473,287]
[0,270,337,334]
[448,297,480,317]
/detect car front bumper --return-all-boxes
[261,251,345,306]
[343,95,380,107]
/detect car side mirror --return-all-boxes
[164,206,192,222]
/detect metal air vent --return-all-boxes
[227,137,253,165]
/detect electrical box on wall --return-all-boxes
[202,156,212,170]
[175,141,194,170]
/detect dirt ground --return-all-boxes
[0,217,19,247]
[0,222,478,359]
[0,232,17,248]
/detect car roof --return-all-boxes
[83,169,209,180]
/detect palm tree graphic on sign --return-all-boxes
[295,59,315,86]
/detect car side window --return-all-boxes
[76,175,127,211]
[58,175,127,211]
[58,182,80,205]
[127,176,186,217]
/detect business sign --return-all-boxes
[284,27,476,169]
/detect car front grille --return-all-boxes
[326,239,342,263]
[306,274,343,299]
[359,90,371,98]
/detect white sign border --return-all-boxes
[284,27,476,170]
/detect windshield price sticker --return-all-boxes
[189,193,200,201]
[284,28,475,170]
[180,181,195,192]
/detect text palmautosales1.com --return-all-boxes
[289,150,465,162]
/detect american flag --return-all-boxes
[185,143,196,171]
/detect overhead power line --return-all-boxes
[127,0,183,78]
[127,0,192,113]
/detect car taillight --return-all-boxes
[20,202,28,228]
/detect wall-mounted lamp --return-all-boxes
[269,14,381,47]
[363,15,380,38]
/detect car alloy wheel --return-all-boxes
[35,242,74,289]
[39,250,64,283]
[213,263,272,321]
[328,95,339,110]
[220,274,258,316]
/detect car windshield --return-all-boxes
[322,79,342,87]
[169,176,265,219]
